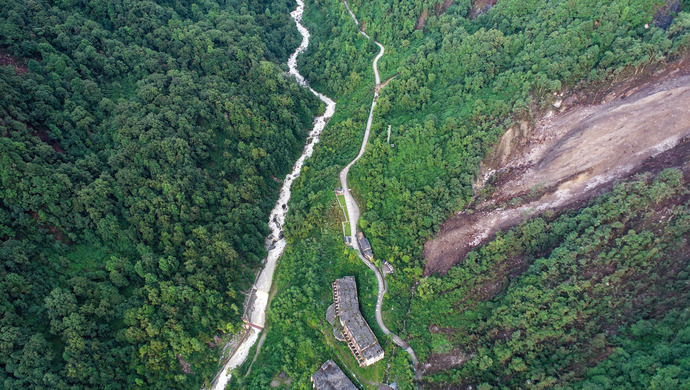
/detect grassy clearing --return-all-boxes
[336,193,352,235]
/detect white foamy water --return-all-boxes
[210,1,335,389]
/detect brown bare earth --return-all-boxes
[0,49,28,74]
[424,61,690,275]
[469,0,498,18]
[421,348,469,375]
[435,0,455,16]
[415,9,428,30]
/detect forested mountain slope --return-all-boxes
[0,0,319,388]
[2,0,689,388]
[238,0,690,388]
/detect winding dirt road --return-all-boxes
[339,0,420,376]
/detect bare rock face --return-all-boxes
[177,354,193,374]
[653,0,681,29]
[474,120,529,191]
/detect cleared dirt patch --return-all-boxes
[0,49,28,74]
[469,0,498,18]
[421,348,469,375]
[424,62,690,275]
[416,9,428,30]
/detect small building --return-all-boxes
[344,235,352,247]
[333,328,346,342]
[332,276,384,367]
[382,261,394,274]
[357,232,374,261]
[311,360,357,390]
[334,187,344,196]
[326,304,336,325]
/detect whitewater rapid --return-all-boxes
[210,1,335,388]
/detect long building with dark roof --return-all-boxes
[332,276,384,367]
[311,360,357,390]
[357,232,374,260]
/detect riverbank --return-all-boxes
[209,1,336,388]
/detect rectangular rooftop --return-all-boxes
[311,360,357,390]
[357,232,374,260]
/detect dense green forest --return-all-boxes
[410,168,690,387]
[238,0,690,388]
[0,0,321,388]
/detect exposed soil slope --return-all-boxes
[424,62,690,275]
[0,49,29,74]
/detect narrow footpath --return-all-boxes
[339,0,420,377]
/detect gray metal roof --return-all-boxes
[311,360,357,390]
[357,233,372,251]
[341,309,378,350]
[333,277,383,365]
[336,276,359,309]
